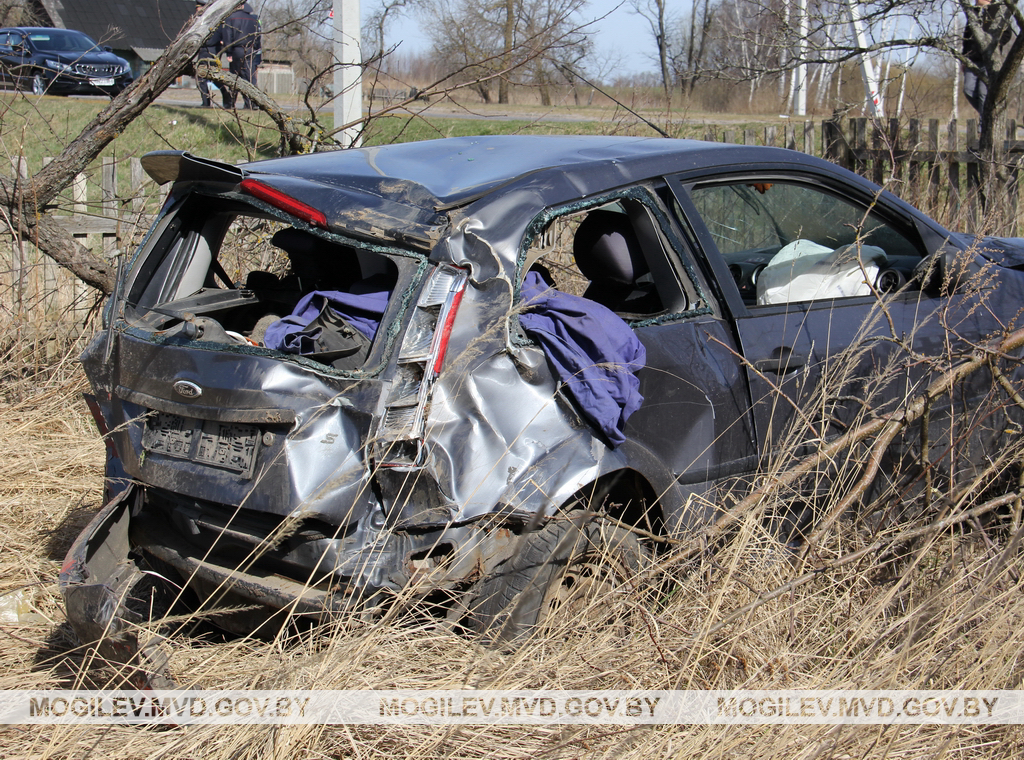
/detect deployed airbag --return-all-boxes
[757,239,886,305]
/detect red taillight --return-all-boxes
[240,178,328,228]
[432,281,466,375]
[83,393,119,459]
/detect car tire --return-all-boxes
[16,70,44,95]
[468,516,646,644]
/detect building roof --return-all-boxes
[33,0,194,51]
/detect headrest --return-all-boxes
[573,210,648,285]
[271,228,322,257]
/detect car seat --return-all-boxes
[573,210,660,314]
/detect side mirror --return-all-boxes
[914,245,982,296]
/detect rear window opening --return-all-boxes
[125,196,402,371]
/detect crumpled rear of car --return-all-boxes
[61,146,632,681]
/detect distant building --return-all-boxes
[27,0,195,76]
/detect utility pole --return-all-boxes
[334,0,362,148]
[846,0,884,119]
[794,0,808,115]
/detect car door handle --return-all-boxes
[753,349,808,374]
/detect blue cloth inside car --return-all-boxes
[519,270,646,447]
[263,282,391,355]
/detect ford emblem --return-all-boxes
[173,380,203,399]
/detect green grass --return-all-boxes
[0,91,728,175]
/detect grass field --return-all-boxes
[2,334,1023,758]
[2,91,1024,759]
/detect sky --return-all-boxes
[380,0,657,78]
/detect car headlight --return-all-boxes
[44,59,69,71]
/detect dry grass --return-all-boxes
[3,270,1024,757]
[0,373,1019,757]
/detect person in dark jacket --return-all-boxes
[218,1,262,110]
[194,0,220,108]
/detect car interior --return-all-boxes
[688,180,928,306]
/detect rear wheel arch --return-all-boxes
[569,468,665,536]
[466,469,660,643]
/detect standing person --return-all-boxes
[219,1,263,110]
[194,0,221,108]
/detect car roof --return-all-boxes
[242,135,821,209]
[142,136,878,249]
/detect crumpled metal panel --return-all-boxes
[88,331,381,526]
[426,346,621,521]
[408,180,640,524]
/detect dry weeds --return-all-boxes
[2,289,1024,758]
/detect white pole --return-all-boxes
[846,0,884,119]
[795,0,807,116]
[334,0,362,148]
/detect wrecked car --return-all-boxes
[61,135,1024,679]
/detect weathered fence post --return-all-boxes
[927,119,940,211]
[101,157,117,257]
[852,119,867,176]
[10,156,28,320]
[907,119,920,195]
[822,119,843,165]
[948,120,961,214]
[966,119,980,227]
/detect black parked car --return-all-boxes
[0,27,132,96]
[60,136,1024,683]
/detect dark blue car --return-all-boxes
[0,27,133,97]
[60,136,1024,685]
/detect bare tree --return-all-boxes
[629,0,675,100]
[679,0,715,95]
[262,0,333,94]
[700,0,1024,200]
[423,0,592,105]
[363,0,418,63]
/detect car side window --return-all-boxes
[521,196,700,320]
[689,181,925,306]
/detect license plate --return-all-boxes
[143,412,260,477]
[90,77,115,86]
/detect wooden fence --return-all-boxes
[4,156,158,327]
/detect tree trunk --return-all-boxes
[499,0,516,104]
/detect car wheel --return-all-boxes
[468,516,646,644]
[16,71,45,95]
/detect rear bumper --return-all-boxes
[60,485,519,658]
[59,487,173,687]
